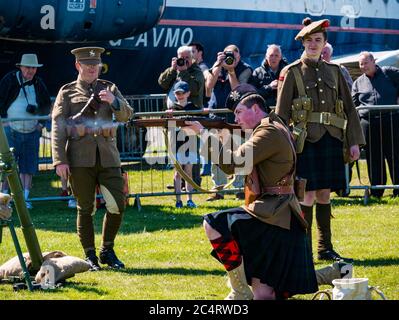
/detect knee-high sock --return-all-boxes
[316,203,333,253]
[210,237,242,271]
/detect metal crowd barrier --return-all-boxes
[346,105,399,204]
[0,95,244,206]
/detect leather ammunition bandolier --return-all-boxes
[66,93,117,140]
[290,66,348,155]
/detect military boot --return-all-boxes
[85,250,101,271]
[316,261,353,286]
[225,262,253,300]
[99,248,125,269]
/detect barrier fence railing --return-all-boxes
[346,105,399,204]
[2,99,397,206]
[0,94,244,207]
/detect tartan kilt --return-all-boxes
[296,132,346,192]
[204,208,318,296]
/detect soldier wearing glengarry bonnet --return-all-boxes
[51,47,134,271]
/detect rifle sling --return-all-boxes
[163,129,236,194]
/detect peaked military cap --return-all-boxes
[71,46,105,64]
[225,83,261,111]
[295,18,330,41]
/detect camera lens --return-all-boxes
[176,58,186,67]
[26,104,37,114]
[224,51,235,65]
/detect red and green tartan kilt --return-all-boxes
[204,208,318,296]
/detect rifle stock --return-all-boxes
[129,117,242,131]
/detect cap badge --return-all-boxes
[89,50,95,57]
[230,90,240,101]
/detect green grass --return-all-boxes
[0,161,398,300]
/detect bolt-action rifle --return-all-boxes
[129,116,242,131]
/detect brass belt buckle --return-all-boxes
[320,112,331,125]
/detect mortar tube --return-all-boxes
[0,121,43,271]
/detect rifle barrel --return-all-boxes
[134,108,232,118]
[130,117,242,130]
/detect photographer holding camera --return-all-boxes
[204,44,253,201]
[0,53,51,208]
[158,45,205,109]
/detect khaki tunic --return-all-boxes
[51,78,134,168]
[216,112,307,231]
[275,56,365,147]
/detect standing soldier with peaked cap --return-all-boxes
[51,47,134,270]
[275,18,365,263]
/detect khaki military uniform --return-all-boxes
[275,54,365,257]
[203,111,317,296]
[51,77,133,253]
[217,112,306,230]
[276,56,365,147]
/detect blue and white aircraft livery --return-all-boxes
[0,0,398,96]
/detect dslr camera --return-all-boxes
[224,51,235,65]
[176,57,187,67]
[26,104,37,114]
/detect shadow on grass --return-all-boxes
[63,282,110,295]
[13,203,233,234]
[353,257,399,267]
[119,204,232,234]
[112,266,225,277]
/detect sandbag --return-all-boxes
[0,250,89,285]
[35,255,90,287]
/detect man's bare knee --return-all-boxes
[203,220,221,240]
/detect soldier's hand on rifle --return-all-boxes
[99,89,115,105]
[349,145,360,161]
[56,164,71,181]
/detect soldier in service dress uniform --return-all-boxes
[183,84,318,300]
[275,18,365,262]
[51,47,134,270]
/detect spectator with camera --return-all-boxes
[189,41,213,178]
[249,44,288,111]
[204,44,252,201]
[158,45,205,109]
[0,53,51,209]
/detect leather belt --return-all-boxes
[66,125,117,138]
[262,185,294,195]
[308,112,347,130]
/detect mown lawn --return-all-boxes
[0,160,398,300]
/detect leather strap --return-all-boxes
[308,112,347,130]
[163,128,236,193]
[292,67,307,97]
[262,185,294,195]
